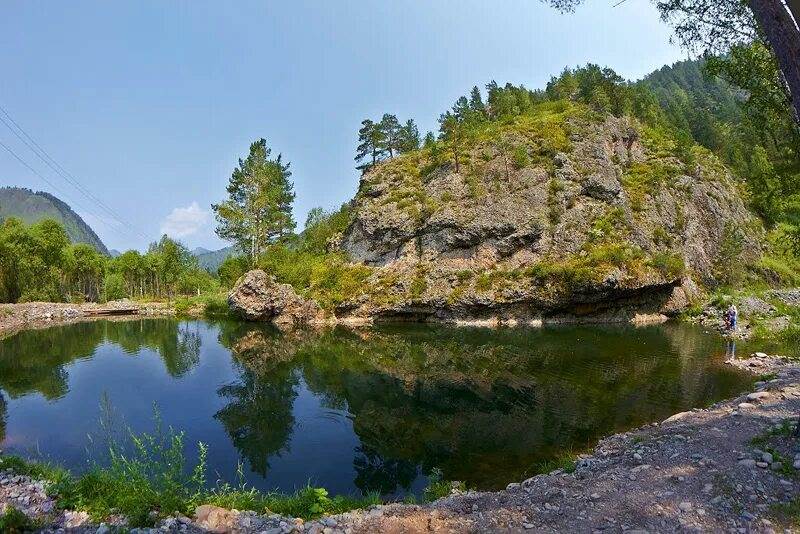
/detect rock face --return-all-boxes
[337,109,761,323]
[228,270,323,327]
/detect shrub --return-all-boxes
[512,146,530,169]
[218,255,250,288]
[649,252,685,279]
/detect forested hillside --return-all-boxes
[0,187,109,254]
[639,59,799,229]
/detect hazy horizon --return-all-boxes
[0,0,685,252]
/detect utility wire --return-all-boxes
[0,137,144,242]
[0,105,150,241]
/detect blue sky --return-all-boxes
[0,0,685,252]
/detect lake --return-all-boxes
[0,318,756,498]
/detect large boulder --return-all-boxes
[228,270,323,328]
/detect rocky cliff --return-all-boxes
[335,103,761,324]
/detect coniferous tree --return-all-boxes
[355,119,386,172]
[469,86,486,116]
[212,138,295,264]
[399,119,421,152]
[379,114,402,158]
[438,112,464,174]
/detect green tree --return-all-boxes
[355,119,386,172]
[399,119,421,152]
[212,138,296,264]
[378,113,402,158]
[469,85,486,116]
[438,112,464,174]
[541,0,800,125]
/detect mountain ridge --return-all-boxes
[0,187,109,254]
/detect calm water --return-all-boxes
[0,319,757,497]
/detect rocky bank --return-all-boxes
[0,301,177,339]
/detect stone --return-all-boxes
[793,460,800,470]
[195,504,241,534]
[771,462,783,471]
[738,459,756,468]
[756,462,769,469]
[747,392,771,403]
[228,270,324,327]
[762,452,774,463]
[678,502,693,512]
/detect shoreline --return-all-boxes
[1,303,799,532]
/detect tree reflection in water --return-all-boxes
[0,318,203,399]
[0,318,757,496]
[213,321,753,493]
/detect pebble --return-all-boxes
[678,502,693,512]
[738,459,756,468]
[761,452,773,463]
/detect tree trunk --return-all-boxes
[749,0,800,123]
[787,0,800,24]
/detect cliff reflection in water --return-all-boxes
[215,320,752,492]
[0,318,754,495]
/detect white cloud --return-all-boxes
[160,202,210,239]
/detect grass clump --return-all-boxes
[422,468,466,503]
[530,452,577,476]
[0,412,388,528]
[0,507,34,533]
[648,252,685,279]
[621,160,680,212]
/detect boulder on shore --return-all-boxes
[228,270,323,328]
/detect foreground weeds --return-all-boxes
[0,409,461,528]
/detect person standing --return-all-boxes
[727,304,738,332]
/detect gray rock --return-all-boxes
[228,270,324,327]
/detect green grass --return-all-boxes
[530,452,577,476]
[174,292,232,319]
[0,416,464,528]
[422,468,466,502]
[771,499,800,528]
[0,507,35,533]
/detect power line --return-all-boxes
[0,105,150,241]
[0,137,144,243]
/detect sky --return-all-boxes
[0,0,686,252]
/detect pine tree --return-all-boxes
[399,119,421,152]
[438,112,463,174]
[379,113,402,158]
[469,86,486,116]
[212,139,296,264]
[355,119,386,172]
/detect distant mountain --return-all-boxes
[109,249,122,258]
[193,246,235,272]
[0,187,109,254]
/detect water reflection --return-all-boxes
[213,321,754,491]
[0,318,759,496]
[0,319,202,401]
